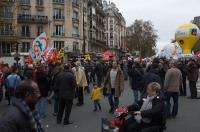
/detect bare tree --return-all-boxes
[127,20,158,57]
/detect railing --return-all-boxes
[19,0,30,5]
[53,16,64,20]
[72,18,79,23]
[72,34,80,38]
[18,14,49,23]
[0,12,13,18]
[1,0,17,3]
[52,0,64,4]
[53,32,65,37]
[21,32,30,37]
[0,30,14,36]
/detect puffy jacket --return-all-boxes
[90,87,103,100]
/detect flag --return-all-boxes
[30,32,49,63]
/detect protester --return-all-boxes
[128,62,144,103]
[51,64,64,116]
[141,65,162,97]
[5,66,21,105]
[90,83,102,112]
[187,59,199,99]
[35,65,50,119]
[177,60,187,96]
[164,61,182,118]
[95,60,103,85]
[104,61,124,113]
[0,80,44,132]
[72,61,88,106]
[55,64,76,125]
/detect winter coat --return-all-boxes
[55,70,77,100]
[104,67,124,97]
[128,67,144,90]
[95,63,103,77]
[90,87,103,100]
[127,95,165,127]
[164,68,182,93]
[177,63,187,79]
[23,68,33,79]
[0,98,36,132]
[35,70,50,97]
[187,62,199,81]
[142,72,162,92]
[72,66,88,88]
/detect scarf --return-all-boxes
[135,96,156,124]
[21,100,44,132]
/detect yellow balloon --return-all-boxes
[175,23,200,54]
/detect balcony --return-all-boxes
[89,38,107,48]
[53,32,65,37]
[18,14,49,24]
[72,18,79,24]
[21,32,30,37]
[1,0,17,3]
[72,2,79,9]
[36,3,44,10]
[0,30,15,36]
[0,12,13,18]
[52,0,64,4]
[72,34,80,38]
[53,16,64,20]
[19,0,30,6]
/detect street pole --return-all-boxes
[82,1,86,54]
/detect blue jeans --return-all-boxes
[108,89,119,109]
[36,97,47,118]
[165,92,179,117]
[133,90,140,103]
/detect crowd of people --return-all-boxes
[0,57,199,132]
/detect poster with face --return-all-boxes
[30,32,49,63]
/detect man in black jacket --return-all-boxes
[0,80,44,132]
[55,64,77,125]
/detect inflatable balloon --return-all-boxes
[158,42,182,59]
[175,23,200,54]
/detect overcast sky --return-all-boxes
[110,0,200,50]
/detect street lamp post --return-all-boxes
[14,42,20,67]
[82,1,86,54]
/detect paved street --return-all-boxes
[1,81,200,132]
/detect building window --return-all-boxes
[21,9,30,15]
[0,6,12,17]
[73,42,79,51]
[21,25,30,37]
[37,26,43,35]
[36,0,43,6]
[0,42,13,54]
[52,0,64,3]
[72,26,79,36]
[21,42,30,52]
[54,41,64,49]
[110,41,113,47]
[0,23,13,36]
[20,0,30,5]
[73,11,79,19]
[54,25,64,36]
[53,8,64,19]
